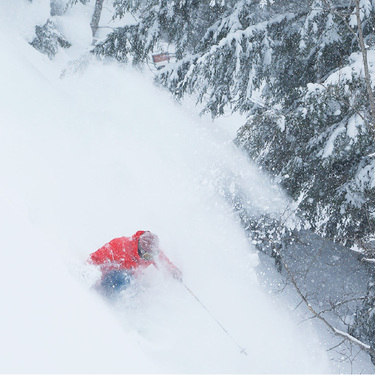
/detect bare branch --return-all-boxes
[327,339,346,352]
[280,253,375,356]
[318,297,366,315]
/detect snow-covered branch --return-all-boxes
[280,253,375,357]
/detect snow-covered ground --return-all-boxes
[0,1,372,373]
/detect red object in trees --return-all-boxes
[152,52,170,63]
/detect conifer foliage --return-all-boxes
[233,1,375,251]
[93,0,230,65]
[30,18,71,59]
[350,282,375,364]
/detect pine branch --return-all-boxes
[321,0,375,137]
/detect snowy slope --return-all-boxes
[0,1,333,373]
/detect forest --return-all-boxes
[22,0,375,370]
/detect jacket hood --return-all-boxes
[133,230,147,242]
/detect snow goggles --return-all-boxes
[140,251,154,261]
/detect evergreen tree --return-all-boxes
[67,0,90,5]
[350,281,375,364]
[232,1,375,251]
[93,0,232,65]
[90,0,375,251]
[30,19,71,59]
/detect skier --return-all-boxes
[88,230,183,297]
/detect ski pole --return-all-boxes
[182,282,247,356]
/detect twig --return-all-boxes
[280,253,375,356]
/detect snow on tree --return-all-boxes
[228,2,375,356]
[230,1,375,250]
[50,0,67,16]
[93,0,232,65]
[30,18,71,59]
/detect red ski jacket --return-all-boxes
[88,230,180,278]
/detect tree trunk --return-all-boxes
[90,0,104,42]
[355,0,375,136]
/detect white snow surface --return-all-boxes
[0,1,333,373]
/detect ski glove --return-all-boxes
[171,267,183,282]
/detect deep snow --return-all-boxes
[0,1,362,373]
